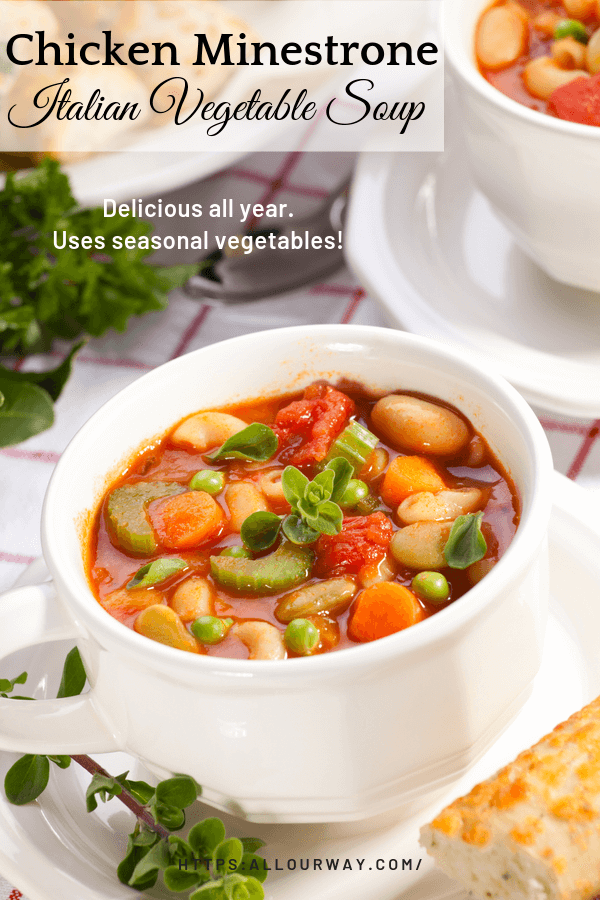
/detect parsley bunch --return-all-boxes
[0,159,195,354]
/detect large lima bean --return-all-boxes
[275,577,357,623]
[134,604,200,653]
[476,1,528,70]
[371,395,469,456]
[231,621,286,660]
[390,521,453,570]
[397,488,483,525]
[172,411,247,452]
[171,577,214,622]
[225,482,268,532]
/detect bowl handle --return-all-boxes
[0,581,120,753]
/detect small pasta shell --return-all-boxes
[476,2,529,71]
[586,27,600,73]
[552,37,587,70]
[523,56,589,100]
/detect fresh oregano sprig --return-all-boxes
[2,651,268,899]
[443,511,487,569]
[240,457,353,551]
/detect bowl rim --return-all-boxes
[444,0,600,140]
[42,324,553,680]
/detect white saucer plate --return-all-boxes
[346,94,600,418]
[0,473,597,900]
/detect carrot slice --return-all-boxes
[381,456,445,507]
[348,582,426,642]
[149,491,224,550]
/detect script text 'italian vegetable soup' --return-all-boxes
[476,0,600,125]
[88,382,519,660]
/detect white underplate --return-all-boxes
[0,472,596,900]
[1,0,429,206]
[346,95,600,418]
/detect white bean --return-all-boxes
[358,555,396,589]
[390,522,453,570]
[225,482,268,532]
[172,411,247,452]
[275,577,357,622]
[552,36,586,70]
[371,395,469,456]
[171,577,214,622]
[586,28,600,73]
[101,588,164,616]
[397,488,484,525]
[231,621,286,660]
[523,56,589,100]
[134,604,200,653]
[360,448,389,482]
[476,2,528,71]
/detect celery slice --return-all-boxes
[210,542,314,595]
[106,481,184,555]
[321,421,379,475]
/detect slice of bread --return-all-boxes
[420,694,600,900]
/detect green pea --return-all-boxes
[411,571,450,605]
[220,546,252,559]
[554,19,588,43]
[189,470,225,495]
[284,618,319,655]
[340,479,369,508]
[191,616,233,644]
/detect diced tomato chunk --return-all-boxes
[274,383,355,467]
[549,73,600,126]
[315,512,393,577]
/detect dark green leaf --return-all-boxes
[224,874,264,900]
[163,865,204,891]
[4,754,49,804]
[129,838,172,888]
[324,457,353,503]
[240,838,266,854]
[48,755,71,769]
[311,500,343,536]
[189,817,226,857]
[238,853,268,883]
[206,424,277,463]
[0,379,54,447]
[119,776,155,805]
[150,800,186,831]
[0,341,84,402]
[306,468,334,503]
[190,878,225,900]
[0,671,27,693]
[85,773,122,812]
[213,838,243,876]
[56,646,86,698]
[127,557,187,589]
[155,774,198,808]
[444,512,487,569]
[240,511,281,552]
[131,826,160,848]
[281,515,319,545]
[281,466,309,506]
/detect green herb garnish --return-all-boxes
[127,558,187,590]
[240,510,281,552]
[0,159,196,355]
[2,651,269,899]
[443,512,487,569]
[207,423,278,462]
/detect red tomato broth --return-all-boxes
[87,383,520,659]
[476,0,600,121]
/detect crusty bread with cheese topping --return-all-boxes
[420,695,600,900]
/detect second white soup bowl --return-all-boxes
[445,0,600,292]
[0,326,552,823]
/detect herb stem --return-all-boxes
[71,755,170,840]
